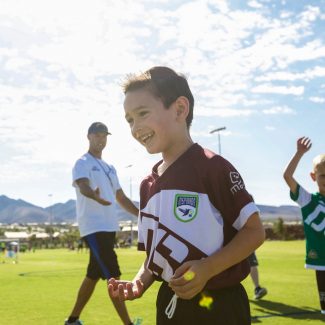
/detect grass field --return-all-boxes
[0,241,324,324]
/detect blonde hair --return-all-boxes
[313,154,325,171]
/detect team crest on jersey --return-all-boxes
[174,194,199,222]
[308,249,318,259]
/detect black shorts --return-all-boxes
[83,232,121,280]
[247,252,258,267]
[156,281,251,325]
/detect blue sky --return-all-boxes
[0,0,324,208]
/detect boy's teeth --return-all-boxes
[141,133,153,142]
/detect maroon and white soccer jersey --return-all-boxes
[138,143,259,289]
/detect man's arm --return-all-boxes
[283,137,312,193]
[76,178,111,205]
[115,189,139,216]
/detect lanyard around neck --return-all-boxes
[88,153,113,187]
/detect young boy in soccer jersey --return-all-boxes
[283,137,325,315]
[108,66,265,324]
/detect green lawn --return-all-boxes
[0,241,323,324]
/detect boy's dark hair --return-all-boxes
[123,66,194,128]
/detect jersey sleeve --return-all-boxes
[290,184,312,208]
[72,157,89,187]
[137,214,145,251]
[208,156,259,231]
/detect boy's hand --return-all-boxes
[297,137,312,154]
[168,260,211,299]
[107,278,144,301]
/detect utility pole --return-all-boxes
[209,127,226,155]
[125,164,133,244]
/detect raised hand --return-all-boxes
[297,137,312,154]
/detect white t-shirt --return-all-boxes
[72,153,121,236]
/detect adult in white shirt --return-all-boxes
[65,122,139,325]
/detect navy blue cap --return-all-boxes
[87,122,111,135]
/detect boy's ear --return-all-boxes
[175,96,189,120]
[310,172,316,181]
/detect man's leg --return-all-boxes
[68,277,98,320]
[86,232,133,324]
[250,266,259,288]
[108,277,133,325]
[250,266,267,299]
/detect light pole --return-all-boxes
[210,127,226,155]
[48,193,53,246]
[125,164,133,245]
[48,194,53,225]
[125,164,133,199]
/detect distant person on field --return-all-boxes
[77,239,84,253]
[248,252,268,299]
[108,66,265,325]
[283,137,325,315]
[64,122,139,325]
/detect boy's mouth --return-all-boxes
[139,132,154,145]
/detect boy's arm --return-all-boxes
[132,260,155,291]
[283,137,312,193]
[169,212,265,299]
[116,189,139,216]
[108,258,155,301]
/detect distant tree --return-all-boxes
[45,225,55,236]
[61,228,80,249]
[273,217,287,240]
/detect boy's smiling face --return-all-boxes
[124,88,180,155]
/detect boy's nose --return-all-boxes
[132,124,142,138]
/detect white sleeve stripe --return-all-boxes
[232,202,260,230]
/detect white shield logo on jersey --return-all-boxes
[174,194,199,222]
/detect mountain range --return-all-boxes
[0,195,301,224]
[0,195,137,224]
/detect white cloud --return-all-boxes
[248,1,263,9]
[262,106,296,115]
[299,5,321,23]
[255,71,303,82]
[255,66,325,82]
[309,96,325,103]
[195,107,256,117]
[252,84,304,95]
[0,0,323,206]
[4,57,32,71]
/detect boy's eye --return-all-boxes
[126,117,133,125]
[139,111,148,117]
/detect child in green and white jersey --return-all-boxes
[283,137,325,315]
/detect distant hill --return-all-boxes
[0,195,301,224]
[257,204,301,221]
[0,195,138,224]
[0,195,49,224]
